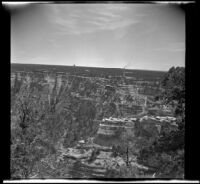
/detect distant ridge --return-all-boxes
[11,63,167,73]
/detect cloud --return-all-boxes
[152,42,185,52]
[50,4,138,36]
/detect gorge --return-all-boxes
[11,63,179,179]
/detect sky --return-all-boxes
[9,2,185,71]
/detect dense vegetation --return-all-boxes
[10,78,100,178]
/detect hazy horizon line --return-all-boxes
[10,62,184,72]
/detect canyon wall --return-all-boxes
[11,67,165,148]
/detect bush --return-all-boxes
[88,148,100,163]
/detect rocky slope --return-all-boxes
[28,115,177,179]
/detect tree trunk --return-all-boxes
[126,146,129,166]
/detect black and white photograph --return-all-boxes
[6,1,190,182]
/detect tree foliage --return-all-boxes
[137,66,185,178]
[11,84,48,178]
[161,67,185,115]
[10,77,101,178]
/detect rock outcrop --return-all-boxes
[94,117,135,147]
[42,115,177,178]
[94,115,177,147]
